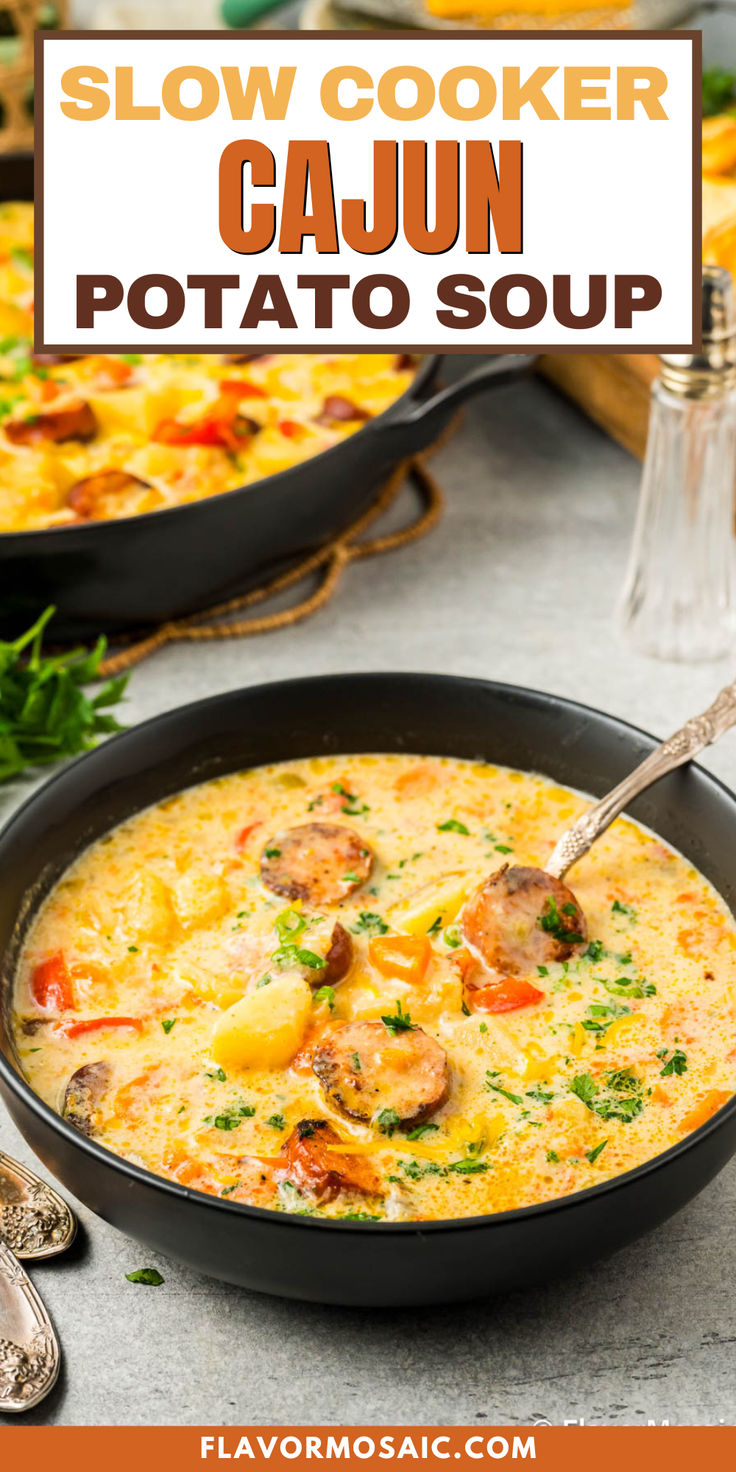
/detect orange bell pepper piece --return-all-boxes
[368,933,432,984]
[469,977,545,1013]
[678,1089,732,1136]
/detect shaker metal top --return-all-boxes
[660,265,736,397]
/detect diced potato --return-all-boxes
[389,872,471,936]
[212,970,312,1070]
[123,873,178,945]
[174,871,229,931]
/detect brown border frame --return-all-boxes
[33,28,702,355]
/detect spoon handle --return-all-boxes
[0,1149,77,1260]
[0,1237,60,1412]
[546,675,736,880]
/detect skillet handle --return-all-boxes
[380,353,536,456]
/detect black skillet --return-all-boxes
[0,152,531,639]
[1,672,735,1307]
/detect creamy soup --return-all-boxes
[0,203,415,532]
[12,754,736,1222]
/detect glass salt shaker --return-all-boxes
[618,265,736,662]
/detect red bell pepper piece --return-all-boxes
[65,1017,143,1039]
[234,820,262,852]
[218,379,267,399]
[468,977,545,1013]
[30,953,75,1012]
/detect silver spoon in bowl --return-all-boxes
[462,675,736,977]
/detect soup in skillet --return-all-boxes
[0,203,416,532]
[12,755,736,1222]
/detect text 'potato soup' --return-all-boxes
[13,754,736,1222]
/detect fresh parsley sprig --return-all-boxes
[0,606,128,782]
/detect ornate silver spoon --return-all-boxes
[462,675,736,977]
[0,1237,60,1412]
[0,1149,77,1261]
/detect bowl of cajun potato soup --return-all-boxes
[1,674,735,1306]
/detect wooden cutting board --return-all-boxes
[539,353,658,459]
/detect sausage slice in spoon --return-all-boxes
[462,864,587,977]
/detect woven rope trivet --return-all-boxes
[96,430,452,680]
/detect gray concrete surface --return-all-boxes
[2,363,736,1427]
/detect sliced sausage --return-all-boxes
[66,469,154,520]
[462,864,588,976]
[274,1118,382,1201]
[313,1019,449,1127]
[63,1061,111,1137]
[317,921,353,986]
[222,353,271,364]
[260,822,373,906]
[32,353,84,366]
[316,395,371,426]
[4,401,98,446]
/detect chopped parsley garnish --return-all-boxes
[658,1047,688,1077]
[546,1149,560,1164]
[256,973,272,988]
[351,911,388,936]
[612,899,637,922]
[406,1122,439,1140]
[478,1021,488,1034]
[525,1085,554,1105]
[127,945,139,953]
[331,781,370,816]
[537,965,549,977]
[583,940,604,963]
[437,819,470,835]
[337,1211,383,1221]
[426,915,443,935]
[125,1267,164,1286]
[221,1184,239,1196]
[602,975,656,999]
[570,1069,644,1123]
[381,1000,416,1035]
[494,844,513,855]
[351,1051,362,1071]
[267,1113,286,1130]
[485,1071,523,1106]
[446,1159,489,1174]
[376,1107,401,1136]
[264,846,282,859]
[161,1019,176,1034]
[586,1139,609,1164]
[204,1103,256,1130]
[10,246,33,270]
[206,1066,226,1083]
[313,985,335,1010]
[581,1001,630,1034]
[539,896,584,946]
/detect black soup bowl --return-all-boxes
[1,673,736,1307]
